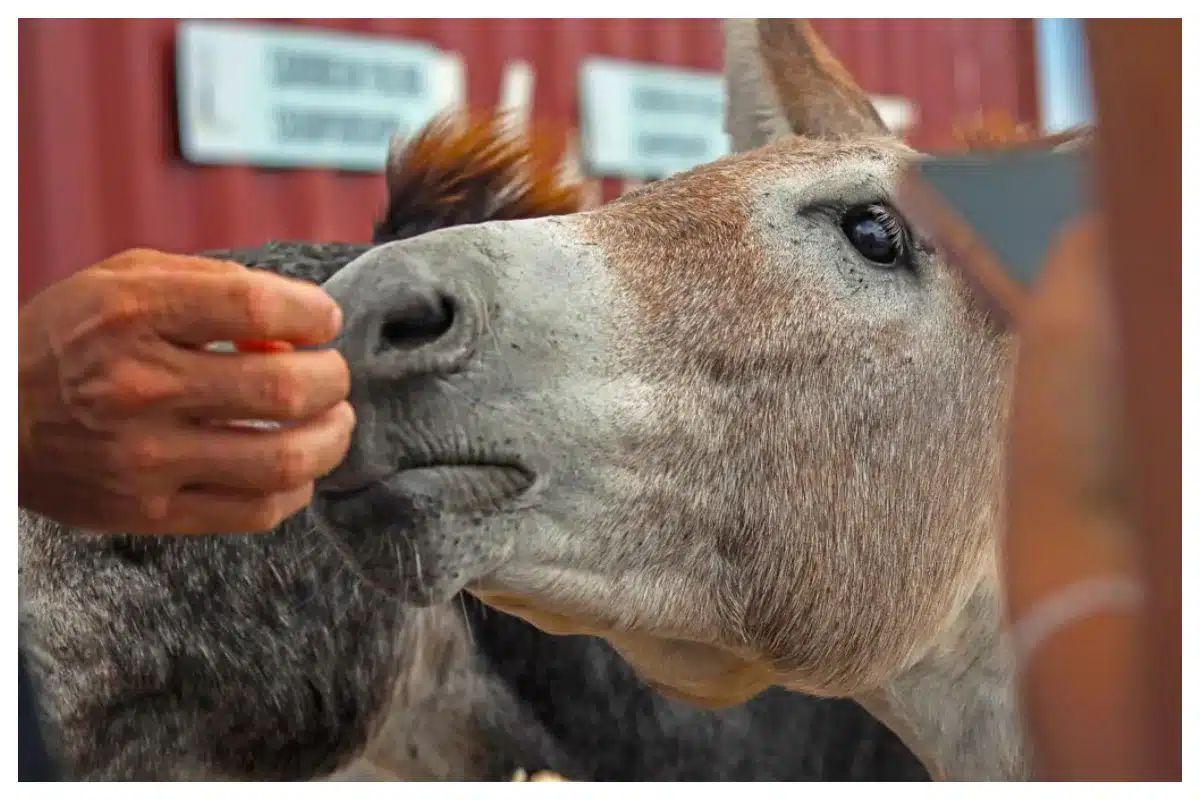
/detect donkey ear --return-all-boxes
[723,19,888,152]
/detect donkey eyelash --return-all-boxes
[865,203,907,251]
[813,200,917,263]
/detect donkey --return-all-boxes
[306,18,1028,780]
[18,110,927,780]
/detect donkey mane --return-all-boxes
[204,113,586,284]
[954,111,1095,152]
[374,112,583,243]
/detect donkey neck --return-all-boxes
[855,577,1031,781]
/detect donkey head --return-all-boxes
[314,19,1015,774]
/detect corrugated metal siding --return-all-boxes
[18,18,1038,302]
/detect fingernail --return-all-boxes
[329,302,344,334]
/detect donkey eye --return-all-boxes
[840,204,907,267]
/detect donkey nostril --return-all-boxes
[378,291,456,352]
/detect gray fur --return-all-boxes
[18,243,928,781]
[18,507,401,780]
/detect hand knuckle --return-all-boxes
[332,406,356,447]
[63,382,110,426]
[245,502,281,532]
[113,360,180,408]
[58,373,109,421]
[123,434,167,471]
[263,366,306,416]
[234,279,274,334]
[281,486,314,520]
[89,271,152,323]
[100,292,145,332]
[272,442,314,487]
[137,493,171,522]
[294,482,315,508]
[113,247,158,266]
[70,359,178,417]
[327,353,352,398]
[252,491,304,530]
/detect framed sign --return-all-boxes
[579,56,917,180]
[579,57,731,180]
[176,20,461,172]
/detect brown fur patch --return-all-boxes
[581,132,1007,695]
[374,111,583,243]
[590,137,893,343]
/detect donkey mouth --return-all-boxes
[385,462,534,512]
[321,461,534,515]
[311,460,533,605]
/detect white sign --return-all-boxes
[579,57,731,181]
[579,56,918,180]
[872,95,917,135]
[176,21,460,172]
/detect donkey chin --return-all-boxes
[311,466,775,713]
[310,441,539,607]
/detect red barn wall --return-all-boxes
[18,18,1038,302]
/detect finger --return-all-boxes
[47,478,307,536]
[176,401,356,493]
[98,248,245,276]
[138,268,343,347]
[169,348,350,421]
[162,484,316,535]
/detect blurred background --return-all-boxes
[17,18,1094,303]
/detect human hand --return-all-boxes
[18,248,355,534]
